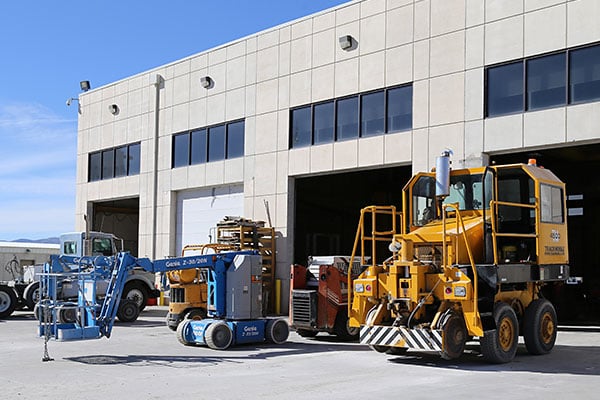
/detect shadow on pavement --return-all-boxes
[385,343,600,376]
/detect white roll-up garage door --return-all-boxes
[175,184,244,254]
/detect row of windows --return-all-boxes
[172,120,245,168]
[89,142,140,182]
[486,43,600,117]
[290,84,412,149]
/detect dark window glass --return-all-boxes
[336,96,359,140]
[101,149,114,179]
[208,125,226,162]
[527,53,566,110]
[570,45,600,103]
[227,121,245,159]
[486,61,524,117]
[191,129,207,164]
[290,107,312,148]
[128,143,140,175]
[313,101,334,144]
[361,91,385,137]
[114,146,128,177]
[173,133,190,168]
[89,152,102,182]
[387,85,413,132]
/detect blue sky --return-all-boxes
[0,1,348,240]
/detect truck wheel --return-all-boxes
[296,329,318,338]
[266,318,289,344]
[24,281,40,311]
[480,302,519,363]
[185,308,207,321]
[523,299,557,355]
[123,282,148,311]
[440,312,467,360]
[176,320,194,346]
[333,310,359,340]
[0,286,17,318]
[205,321,233,350]
[117,299,140,323]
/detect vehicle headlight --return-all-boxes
[454,286,466,297]
[354,283,364,293]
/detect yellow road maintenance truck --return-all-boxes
[349,152,569,363]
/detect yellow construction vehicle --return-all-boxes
[349,151,569,363]
[166,217,276,330]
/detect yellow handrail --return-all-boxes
[489,199,539,264]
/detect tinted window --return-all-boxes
[361,91,385,137]
[527,53,566,110]
[114,146,128,177]
[208,125,226,162]
[486,61,524,117]
[570,45,600,103]
[128,143,140,175]
[337,96,359,141]
[291,107,312,148]
[387,85,412,132]
[173,133,190,168]
[102,149,114,179]
[313,101,334,144]
[191,129,207,164]
[89,152,102,182]
[227,121,245,159]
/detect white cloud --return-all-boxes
[0,102,77,239]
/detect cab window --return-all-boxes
[63,241,77,255]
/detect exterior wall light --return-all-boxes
[80,80,91,92]
[200,76,213,89]
[339,35,354,50]
[108,104,119,115]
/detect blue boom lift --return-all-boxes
[38,251,289,351]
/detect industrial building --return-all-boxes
[74,0,600,316]
[0,242,60,282]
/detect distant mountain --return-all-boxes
[9,237,60,244]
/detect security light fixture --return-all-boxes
[200,76,213,89]
[108,104,119,115]
[80,80,91,92]
[339,35,354,50]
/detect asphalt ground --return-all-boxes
[1,306,599,400]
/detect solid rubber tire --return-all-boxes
[523,298,557,355]
[205,322,233,350]
[176,320,193,346]
[266,319,289,344]
[296,328,318,338]
[480,302,519,364]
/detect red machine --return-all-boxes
[289,256,360,340]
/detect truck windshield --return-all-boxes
[92,238,114,256]
[412,173,487,226]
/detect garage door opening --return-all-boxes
[91,198,139,256]
[491,144,600,323]
[293,166,412,265]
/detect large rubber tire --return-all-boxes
[440,312,468,360]
[176,320,194,346]
[24,281,40,311]
[0,286,17,318]
[480,302,519,364]
[205,321,233,350]
[296,328,318,338]
[266,319,289,344]
[333,310,359,341]
[123,281,148,312]
[185,308,207,321]
[57,303,78,323]
[117,299,140,323]
[523,299,557,355]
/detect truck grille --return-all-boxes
[171,287,185,303]
[291,289,317,327]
